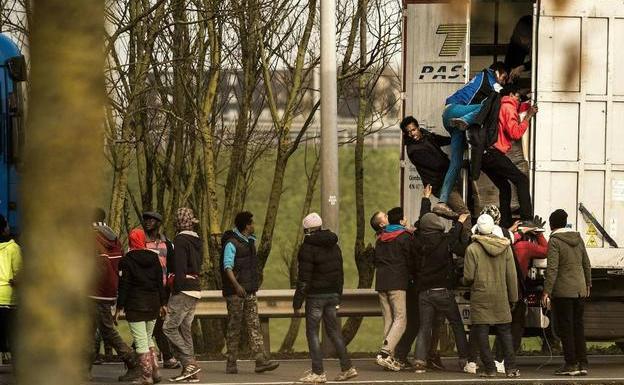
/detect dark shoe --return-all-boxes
[554,364,581,376]
[163,358,182,369]
[132,353,153,385]
[479,369,497,377]
[170,364,201,382]
[579,363,588,376]
[397,358,414,371]
[255,359,279,373]
[413,360,427,374]
[226,360,238,374]
[433,203,459,219]
[148,348,161,384]
[427,356,445,370]
[506,369,520,377]
[92,355,104,365]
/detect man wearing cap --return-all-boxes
[293,213,358,383]
[220,211,279,374]
[164,208,203,382]
[127,211,179,374]
[463,214,519,377]
[542,209,591,376]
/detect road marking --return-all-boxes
[180,380,624,385]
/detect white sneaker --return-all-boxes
[375,354,402,371]
[299,370,327,383]
[463,361,478,374]
[495,360,506,374]
[334,367,358,381]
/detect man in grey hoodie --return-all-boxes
[542,209,591,376]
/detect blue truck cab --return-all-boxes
[0,34,26,235]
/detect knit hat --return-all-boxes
[476,214,495,235]
[549,209,568,230]
[143,211,163,222]
[303,213,323,230]
[419,213,446,233]
[175,207,199,230]
[480,205,501,225]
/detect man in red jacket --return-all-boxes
[481,85,538,227]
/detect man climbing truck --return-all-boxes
[0,34,26,235]
[400,0,624,350]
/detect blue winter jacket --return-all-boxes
[446,69,499,106]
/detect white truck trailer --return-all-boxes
[400,0,624,348]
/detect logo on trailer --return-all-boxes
[436,24,467,57]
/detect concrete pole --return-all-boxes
[320,0,339,234]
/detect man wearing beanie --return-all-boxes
[463,214,519,377]
[372,207,411,371]
[293,213,357,383]
[542,209,591,376]
[411,212,471,374]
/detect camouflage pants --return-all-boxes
[225,293,265,363]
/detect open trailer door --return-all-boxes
[532,0,624,267]
[401,0,470,223]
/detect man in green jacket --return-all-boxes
[463,214,519,378]
[542,209,591,376]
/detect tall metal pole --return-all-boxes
[320,0,339,234]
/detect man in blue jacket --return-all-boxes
[434,62,508,218]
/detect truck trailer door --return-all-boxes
[401,0,470,222]
[533,0,624,264]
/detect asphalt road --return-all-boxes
[2,356,624,384]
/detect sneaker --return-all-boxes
[335,367,358,381]
[579,362,588,376]
[554,364,581,376]
[427,356,445,370]
[255,360,280,373]
[299,370,327,383]
[479,369,497,377]
[163,358,182,369]
[432,203,459,219]
[375,354,402,372]
[450,118,469,130]
[170,364,202,382]
[463,361,478,374]
[184,374,200,383]
[396,358,414,371]
[413,360,427,374]
[495,360,505,374]
[506,369,520,377]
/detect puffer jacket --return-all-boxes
[463,234,518,325]
[544,229,592,298]
[374,226,412,292]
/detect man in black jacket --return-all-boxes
[293,213,358,383]
[163,208,203,382]
[220,211,279,374]
[400,116,469,219]
[413,212,472,374]
[372,207,411,371]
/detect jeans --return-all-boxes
[128,320,157,354]
[495,301,526,361]
[439,104,481,202]
[305,294,352,375]
[395,283,443,361]
[378,290,407,355]
[226,294,266,363]
[481,148,533,228]
[415,289,469,362]
[91,300,133,359]
[0,307,15,353]
[553,297,587,365]
[472,323,516,372]
[163,293,198,367]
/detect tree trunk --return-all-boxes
[17,1,105,384]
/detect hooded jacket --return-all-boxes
[544,229,592,298]
[374,226,412,291]
[293,230,344,309]
[0,240,21,306]
[170,231,203,294]
[463,234,518,324]
[493,96,529,155]
[93,223,123,301]
[446,68,499,106]
[117,249,167,322]
[404,130,451,196]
